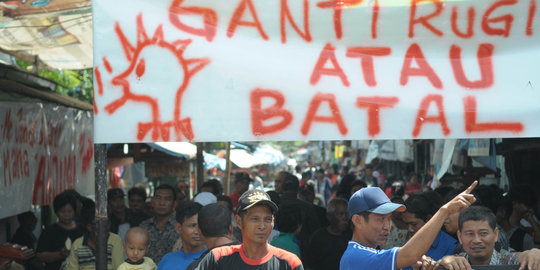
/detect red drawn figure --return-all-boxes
[103,13,210,141]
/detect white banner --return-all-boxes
[93,0,540,143]
[0,103,94,219]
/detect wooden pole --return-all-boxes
[94,144,108,270]
[196,142,205,194]
[224,142,232,195]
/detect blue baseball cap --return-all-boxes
[348,187,405,218]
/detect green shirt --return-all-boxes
[271,232,301,259]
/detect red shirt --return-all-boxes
[229,192,240,213]
[385,187,392,199]
[405,183,422,195]
[196,244,303,270]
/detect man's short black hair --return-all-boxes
[128,187,147,201]
[282,174,299,193]
[458,205,497,231]
[405,191,442,222]
[433,186,455,201]
[266,191,281,206]
[61,189,84,202]
[509,186,536,208]
[327,198,348,214]
[475,185,503,213]
[201,180,221,196]
[53,192,78,214]
[275,205,302,233]
[176,202,202,224]
[354,211,370,221]
[107,188,125,202]
[155,184,177,201]
[217,195,233,211]
[198,203,231,237]
[350,180,367,189]
[17,211,36,224]
[234,172,251,184]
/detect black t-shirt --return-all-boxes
[11,227,37,249]
[194,244,303,270]
[186,241,240,270]
[36,223,85,270]
[307,227,352,270]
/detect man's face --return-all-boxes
[444,212,460,235]
[512,201,530,217]
[177,214,202,250]
[86,219,97,237]
[128,194,145,210]
[176,182,189,196]
[357,213,392,248]
[176,190,187,206]
[316,172,324,181]
[57,204,75,225]
[274,172,286,193]
[328,203,349,233]
[458,220,498,264]
[365,168,372,176]
[152,189,175,217]
[402,212,426,235]
[236,205,274,245]
[109,197,126,214]
[235,180,249,196]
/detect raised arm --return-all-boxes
[396,181,478,269]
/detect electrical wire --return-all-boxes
[1,17,93,46]
[0,13,92,29]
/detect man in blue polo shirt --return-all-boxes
[401,192,457,270]
[340,181,478,270]
[159,202,205,270]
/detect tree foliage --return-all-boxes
[15,58,94,104]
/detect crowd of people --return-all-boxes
[6,163,540,270]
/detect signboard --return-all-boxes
[0,14,93,69]
[145,159,189,178]
[0,103,94,219]
[93,0,540,143]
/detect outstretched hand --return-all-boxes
[436,255,472,270]
[412,255,438,270]
[519,248,540,270]
[441,181,478,215]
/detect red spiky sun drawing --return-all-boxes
[99,13,209,141]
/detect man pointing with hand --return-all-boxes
[340,181,478,270]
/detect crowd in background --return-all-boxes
[6,161,540,270]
